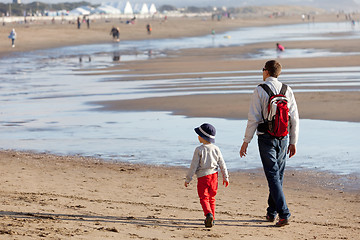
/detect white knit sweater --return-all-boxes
[185,143,229,183]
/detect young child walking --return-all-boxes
[185,123,229,228]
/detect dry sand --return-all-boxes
[1,13,360,239]
[0,150,359,239]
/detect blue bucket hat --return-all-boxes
[194,123,216,143]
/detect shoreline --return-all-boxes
[2,149,359,193]
[0,150,359,239]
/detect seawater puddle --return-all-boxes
[0,111,359,176]
[247,48,360,60]
[4,50,359,105]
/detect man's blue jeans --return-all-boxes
[258,133,291,220]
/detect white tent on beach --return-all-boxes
[123,1,134,15]
[99,1,133,15]
[140,3,149,15]
[149,3,157,15]
[134,3,149,15]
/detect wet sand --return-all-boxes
[1,13,360,239]
[97,92,360,122]
[93,40,360,122]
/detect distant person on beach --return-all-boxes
[110,27,120,41]
[276,43,285,52]
[240,60,299,227]
[185,123,229,228]
[146,24,152,35]
[77,17,81,29]
[8,28,16,48]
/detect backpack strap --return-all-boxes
[280,84,287,95]
[258,84,274,124]
[259,84,274,97]
[259,83,287,96]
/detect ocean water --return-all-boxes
[1,22,359,177]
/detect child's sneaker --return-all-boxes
[204,213,214,228]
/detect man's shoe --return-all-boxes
[266,215,275,222]
[204,213,214,228]
[275,218,289,227]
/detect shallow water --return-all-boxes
[1,22,360,177]
[1,110,359,176]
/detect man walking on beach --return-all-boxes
[239,60,299,227]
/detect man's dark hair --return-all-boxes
[265,60,282,78]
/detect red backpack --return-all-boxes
[258,83,289,138]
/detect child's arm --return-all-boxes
[184,147,201,187]
[217,148,229,186]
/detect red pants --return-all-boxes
[197,172,218,219]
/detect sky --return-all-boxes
[3,0,360,10]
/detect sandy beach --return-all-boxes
[0,150,359,239]
[1,12,360,239]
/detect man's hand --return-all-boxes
[223,180,229,187]
[287,144,296,158]
[240,142,249,158]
